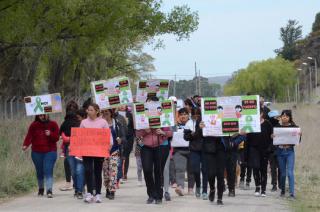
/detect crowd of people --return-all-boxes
[22,95,301,205]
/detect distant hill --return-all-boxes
[208,76,230,85]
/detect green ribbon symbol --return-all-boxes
[34,97,44,113]
[241,115,253,133]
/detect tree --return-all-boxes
[223,57,297,102]
[0,0,199,96]
[275,20,302,61]
[312,12,320,33]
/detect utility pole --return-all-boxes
[315,58,318,95]
[199,69,201,96]
[309,66,312,102]
[195,62,198,95]
[173,74,177,97]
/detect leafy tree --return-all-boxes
[224,57,297,101]
[275,20,302,61]
[312,12,320,33]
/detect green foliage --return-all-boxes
[169,77,222,99]
[275,20,302,61]
[224,57,297,101]
[0,0,199,96]
[312,12,320,33]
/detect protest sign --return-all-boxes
[24,93,62,116]
[69,128,111,157]
[91,77,133,109]
[136,79,170,102]
[273,127,301,145]
[201,95,261,136]
[133,100,175,129]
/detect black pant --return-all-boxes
[141,145,169,200]
[123,138,134,178]
[225,151,238,191]
[240,164,252,183]
[83,157,104,195]
[269,153,281,187]
[205,151,226,200]
[64,157,71,182]
[253,156,268,192]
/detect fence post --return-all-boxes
[10,96,16,119]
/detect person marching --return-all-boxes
[246,109,273,197]
[135,96,173,204]
[274,110,301,199]
[184,107,208,200]
[23,114,60,198]
[80,103,111,203]
[102,109,127,200]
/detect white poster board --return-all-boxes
[273,127,301,145]
[91,77,133,109]
[24,93,62,116]
[136,79,170,102]
[133,100,175,130]
[201,95,261,136]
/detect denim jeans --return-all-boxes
[66,147,84,193]
[277,147,295,195]
[190,150,208,193]
[31,151,57,192]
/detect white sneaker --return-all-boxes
[137,181,143,187]
[261,192,266,197]
[84,193,93,203]
[95,194,102,203]
[254,192,260,197]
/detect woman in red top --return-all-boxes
[23,114,59,198]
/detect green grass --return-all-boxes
[0,117,64,199]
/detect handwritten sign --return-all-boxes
[273,127,301,145]
[69,128,111,157]
[24,93,62,116]
[201,95,261,136]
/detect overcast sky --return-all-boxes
[144,0,320,80]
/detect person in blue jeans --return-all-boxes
[23,114,59,198]
[273,110,301,199]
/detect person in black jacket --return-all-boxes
[184,108,208,200]
[201,122,226,205]
[223,134,246,197]
[246,109,273,197]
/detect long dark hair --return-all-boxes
[281,109,295,125]
[35,114,49,122]
[66,100,79,113]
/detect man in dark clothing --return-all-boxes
[260,96,270,120]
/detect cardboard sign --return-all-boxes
[273,127,301,145]
[24,93,62,116]
[136,79,170,102]
[133,100,175,129]
[91,77,133,109]
[69,128,111,157]
[201,95,261,136]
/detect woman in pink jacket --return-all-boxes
[136,96,173,204]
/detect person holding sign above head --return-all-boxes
[22,114,60,198]
[245,109,273,198]
[273,110,301,199]
[135,96,173,205]
[80,103,111,203]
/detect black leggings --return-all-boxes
[83,157,104,195]
[64,157,71,182]
[205,151,226,200]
